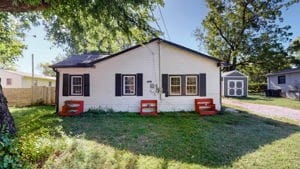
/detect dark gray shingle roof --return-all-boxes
[51,53,108,68]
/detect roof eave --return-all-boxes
[50,64,95,69]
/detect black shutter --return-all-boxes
[162,74,169,97]
[115,73,122,96]
[83,74,90,96]
[199,73,206,96]
[136,73,143,96]
[62,74,69,96]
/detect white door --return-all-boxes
[228,80,244,96]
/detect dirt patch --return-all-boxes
[223,98,300,121]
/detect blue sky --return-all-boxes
[17,0,300,74]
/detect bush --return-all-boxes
[0,131,22,169]
[249,83,267,93]
[18,127,66,164]
[85,106,116,115]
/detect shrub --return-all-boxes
[248,82,267,93]
[18,127,66,165]
[85,106,116,115]
[0,131,22,169]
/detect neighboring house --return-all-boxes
[51,38,221,113]
[0,69,56,88]
[222,70,248,97]
[267,68,300,99]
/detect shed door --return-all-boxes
[228,80,244,96]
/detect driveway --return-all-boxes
[223,98,300,121]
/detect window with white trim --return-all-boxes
[71,76,83,95]
[123,75,136,95]
[186,76,197,95]
[170,76,181,95]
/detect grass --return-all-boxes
[10,106,300,169]
[226,94,300,110]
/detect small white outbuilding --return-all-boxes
[222,70,248,97]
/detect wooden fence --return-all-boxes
[3,87,55,107]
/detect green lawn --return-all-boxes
[227,94,300,110]
[10,106,300,169]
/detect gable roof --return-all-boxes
[51,53,109,68]
[51,38,220,68]
[266,68,300,76]
[0,69,55,80]
[222,70,247,77]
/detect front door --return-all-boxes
[228,80,244,96]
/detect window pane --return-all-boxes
[73,77,82,85]
[186,76,197,95]
[171,77,180,85]
[71,76,82,95]
[171,86,181,94]
[125,86,135,94]
[187,86,196,94]
[125,76,135,85]
[187,77,196,85]
[73,86,82,94]
[123,76,136,95]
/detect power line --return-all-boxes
[158,7,171,40]
[151,10,165,39]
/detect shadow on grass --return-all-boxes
[11,106,300,167]
[229,95,274,101]
[54,110,300,167]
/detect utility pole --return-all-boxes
[31,54,34,104]
[32,54,34,86]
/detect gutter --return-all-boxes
[52,68,60,114]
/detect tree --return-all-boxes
[0,0,163,135]
[195,0,296,74]
[288,37,300,67]
[0,12,26,134]
[38,55,67,77]
[0,13,26,70]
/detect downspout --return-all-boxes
[158,40,162,100]
[52,68,60,114]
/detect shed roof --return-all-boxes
[266,68,300,76]
[51,38,221,68]
[222,70,247,77]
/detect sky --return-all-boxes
[16,0,300,74]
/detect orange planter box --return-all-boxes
[195,98,217,116]
[140,100,158,116]
[59,100,84,116]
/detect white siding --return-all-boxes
[0,71,23,88]
[268,72,300,98]
[0,70,56,88]
[57,41,221,112]
[22,77,56,88]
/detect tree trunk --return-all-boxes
[231,56,237,71]
[0,84,16,135]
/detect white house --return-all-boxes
[267,68,300,99]
[51,38,221,113]
[0,69,56,88]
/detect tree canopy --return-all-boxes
[0,0,163,135]
[195,0,297,77]
[0,12,26,69]
[288,37,300,67]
